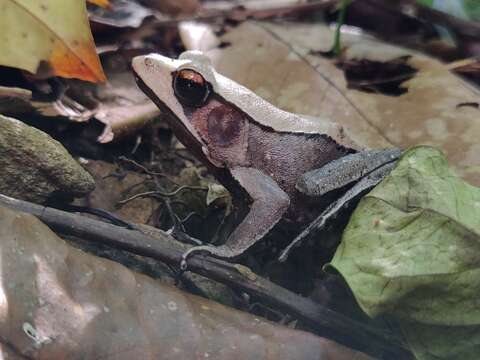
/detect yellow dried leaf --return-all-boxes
[0,0,106,82]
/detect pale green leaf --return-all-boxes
[330,146,480,359]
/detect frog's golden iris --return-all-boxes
[173,69,210,107]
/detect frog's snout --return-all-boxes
[131,55,148,74]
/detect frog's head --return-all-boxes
[132,51,220,164]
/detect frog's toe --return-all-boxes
[180,244,242,270]
[180,245,222,270]
[181,245,205,270]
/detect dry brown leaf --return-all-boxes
[88,0,157,29]
[95,102,159,143]
[0,0,106,82]
[0,86,33,114]
[2,53,158,141]
[179,21,220,52]
[141,0,200,15]
[0,205,373,360]
[203,0,312,11]
[88,0,109,7]
[92,57,161,142]
[0,85,95,121]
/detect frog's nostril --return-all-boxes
[145,58,154,67]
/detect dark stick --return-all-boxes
[0,194,410,358]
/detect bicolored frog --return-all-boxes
[132,51,400,268]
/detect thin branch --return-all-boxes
[118,185,208,204]
[117,156,179,185]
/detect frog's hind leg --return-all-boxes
[279,161,397,262]
[296,148,401,197]
[181,166,290,271]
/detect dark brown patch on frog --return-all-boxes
[207,105,242,146]
[189,98,249,167]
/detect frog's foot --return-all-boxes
[180,244,238,271]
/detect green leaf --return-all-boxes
[329,146,480,360]
[417,0,480,21]
[416,0,434,7]
[463,0,480,20]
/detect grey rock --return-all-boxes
[0,114,95,203]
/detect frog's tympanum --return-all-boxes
[132,51,400,268]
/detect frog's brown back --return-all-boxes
[247,121,353,198]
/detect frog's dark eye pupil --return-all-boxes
[173,69,210,107]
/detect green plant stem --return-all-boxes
[333,0,351,56]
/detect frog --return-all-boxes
[131,51,400,269]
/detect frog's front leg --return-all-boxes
[181,167,290,270]
[279,148,401,262]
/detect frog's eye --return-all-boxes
[173,69,210,107]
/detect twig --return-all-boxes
[0,194,410,358]
[118,185,208,204]
[117,156,179,185]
